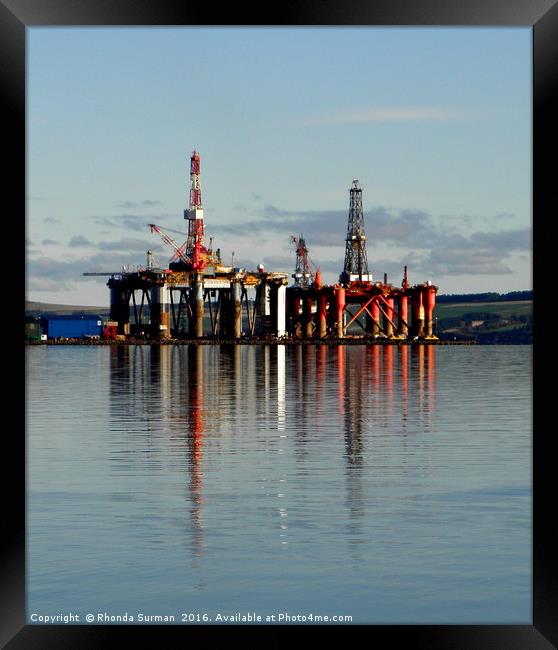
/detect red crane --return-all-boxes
[148,224,190,266]
[291,234,321,288]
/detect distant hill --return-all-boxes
[435,298,532,344]
[437,290,532,303]
[26,301,110,316]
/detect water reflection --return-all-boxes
[277,345,286,431]
[315,345,327,423]
[411,344,436,431]
[336,346,346,418]
[31,343,532,622]
[383,345,394,418]
[108,343,438,567]
[426,344,436,426]
[344,349,365,467]
[186,345,205,560]
[400,345,409,428]
[293,345,310,458]
[334,344,438,560]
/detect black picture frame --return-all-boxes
[5,1,556,647]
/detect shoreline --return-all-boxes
[26,338,491,346]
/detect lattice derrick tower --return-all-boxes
[341,179,371,283]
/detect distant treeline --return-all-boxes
[437,290,532,304]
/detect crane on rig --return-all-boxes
[148,223,190,266]
[149,222,224,271]
[291,234,321,288]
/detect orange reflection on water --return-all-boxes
[187,345,205,559]
[425,344,436,428]
[316,344,327,421]
[383,345,394,418]
[415,345,425,418]
[369,344,380,385]
[410,344,436,430]
[399,344,409,426]
[336,346,346,418]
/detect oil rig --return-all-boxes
[90,151,288,340]
[85,153,437,342]
[285,179,437,341]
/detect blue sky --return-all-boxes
[27,27,531,305]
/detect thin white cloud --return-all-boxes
[292,107,468,127]
[27,277,74,293]
[68,235,94,248]
[115,200,161,209]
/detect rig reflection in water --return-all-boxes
[108,344,436,564]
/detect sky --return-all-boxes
[27,27,532,306]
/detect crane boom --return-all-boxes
[149,224,191,265]
[291,234,317,288]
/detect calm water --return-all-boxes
[26,344,532,624]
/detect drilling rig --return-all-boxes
[340,179,372,285]
[181,150,206,271]
[150,150,223,272]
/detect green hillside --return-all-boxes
[435,300,532,343]
[26,301,110,316]
[435,300,532,321]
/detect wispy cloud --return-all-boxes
[222,203,531,255]
[115,200,161,209]
[27,251,153,285]
[68,235,94,248]
[219,204,437,248]
[407,250,513,276]
[292,107,468,127]
[27,277,74,293]
[220,200,530,281]
[91,213,175,232]
[98,238,163,252]
[493,212,516,220]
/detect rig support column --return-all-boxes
[384,297,394,337]
[276,284,286,337]
[423,285,437,337]
[110,285,130,335]
[292,295,302,338]
[304,295,314,338]
[256,281,271,335]
[150,284,171,338]
[398,294,409,338]
[335,287,345,338]
[219,289,230,338]
[232,280,242,338]
[194,274,204,338]
[411,290,425,338]
[371,299,380,336]
[270,283,278,337]
[318,293,328,339]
